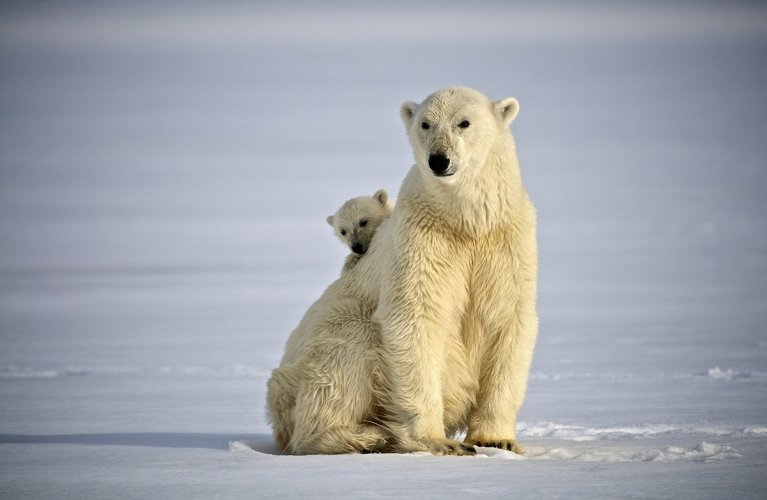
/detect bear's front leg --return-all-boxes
[377,241,470,455]
[465,306,536,454]
[465,243,538,455]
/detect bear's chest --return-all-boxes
[465,230,521,313]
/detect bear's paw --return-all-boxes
[471,438,526,454]
[423,438,476,456]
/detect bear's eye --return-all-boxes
[458,120,470,129]
[340,229,347,236]
[421,122,430,130]
[359,219,368,227]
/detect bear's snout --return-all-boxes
[351,242,365,255]
[428,153,451,176]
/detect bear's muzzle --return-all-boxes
[428,153,452,176]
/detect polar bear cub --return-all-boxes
[326,189,392,257]
[266,190,393,455]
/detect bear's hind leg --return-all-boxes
[292,423,388,455]
[288,363,385,454]
[266,366,300,453]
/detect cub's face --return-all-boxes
[400,87,519,182]
[326,189,393,255]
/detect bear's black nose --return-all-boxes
[351,242,365,255]
[428,154,450,175]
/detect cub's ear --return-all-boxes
[494,97,519,126]
[400,100,418,129]
[373,189,388,207]
[326,215,335,227]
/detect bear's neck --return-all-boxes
[411,138,525,237]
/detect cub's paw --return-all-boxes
[471,439,526,454]
[424,439,476,456]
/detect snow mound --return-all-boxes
[229,441,257,454]
[228,437,282,455]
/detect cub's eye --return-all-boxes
[458,120,470,129]
[421,122,430,130]
[340,229,347,236]
[359,219,368,227]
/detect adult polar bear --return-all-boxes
[268,87,538,456]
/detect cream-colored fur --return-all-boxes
[375,87,538,454]
[326,189,393,264]
[267,87,538,456]
[266,192,393,454]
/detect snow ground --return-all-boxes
[1,1,766,498]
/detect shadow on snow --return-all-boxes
[0,432,279,454]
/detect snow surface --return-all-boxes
[1,1,766,498]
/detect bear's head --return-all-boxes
[400,87,519,183]
[326,189,393,255]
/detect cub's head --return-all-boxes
[399,87,519,181]
[326,189,393,255]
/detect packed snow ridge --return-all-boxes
[228,421,761,463]
[520,442,742,462]
[517,421,767,440]
[701,366,767,381]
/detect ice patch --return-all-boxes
[0,367,60,379]
[528,369,767,383]
[518,422,681,441]
[0,365,105,379]
[646,442,742,463]
[159,364,267,377]
[700,366,767,381]
[517,421,765,440]
[529,372,623,381]
[523,442,741,462]
[529,372,566,381]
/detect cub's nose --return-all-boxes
[351,242,365,255]
[428,153,450,175]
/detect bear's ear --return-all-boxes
[494,97,519,126]
[400,100,418,129]
[326,215,335,227]
[373,189,388,207]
